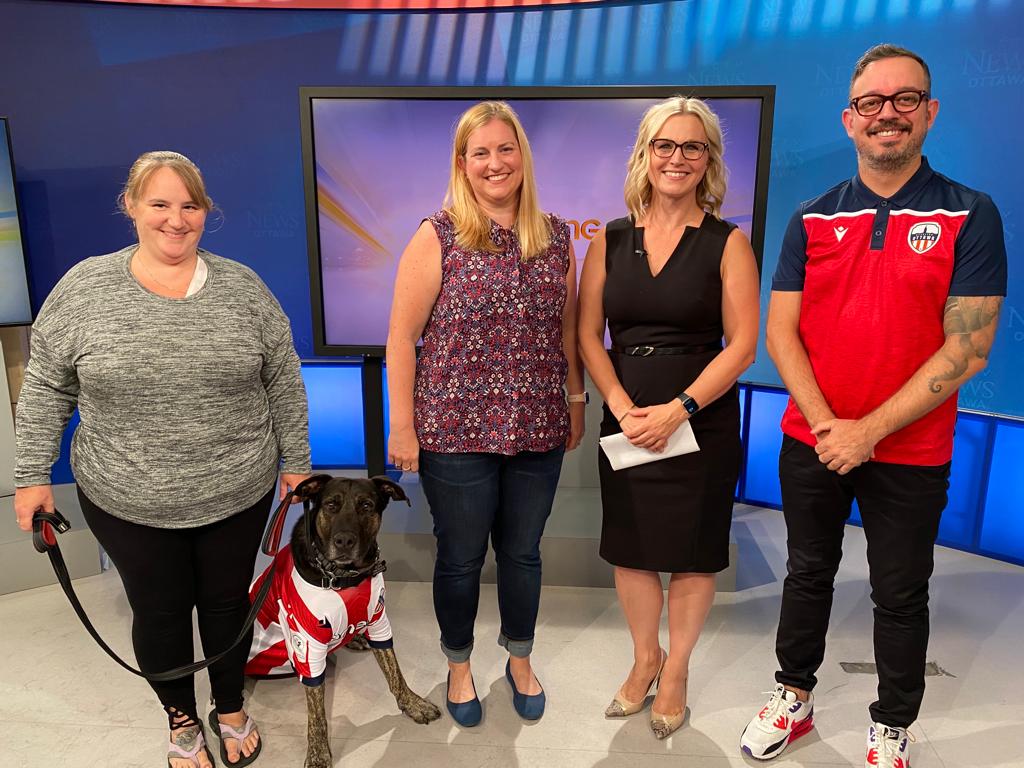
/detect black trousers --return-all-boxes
[774,436,950,728]
[79,485,275,722]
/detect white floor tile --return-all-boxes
[2,505,1022,767]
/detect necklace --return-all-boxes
[135,251,194,296]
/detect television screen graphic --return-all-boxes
[302,88,774,355]
[0,118,31,327]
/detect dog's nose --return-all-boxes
[333,532,357,552]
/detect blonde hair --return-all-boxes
[623,97,728,222]
[443,101,551,260]
[118,150,214,217]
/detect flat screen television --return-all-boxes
[301,87,775,356]
[0,117,32,327]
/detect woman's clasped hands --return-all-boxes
[620,399,689,453]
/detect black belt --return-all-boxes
[611,342,722,357]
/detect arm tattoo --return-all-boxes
[928,351,969,394]
[927,296,1003,393]
[941,296,1002,340]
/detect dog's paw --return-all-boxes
[344,633,371,652]
[304,750,332,768]
[400,694,443,724]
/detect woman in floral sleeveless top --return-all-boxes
[386,102,585,725]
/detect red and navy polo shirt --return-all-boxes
[773,157,1007,466]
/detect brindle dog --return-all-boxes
[289,474,441,768]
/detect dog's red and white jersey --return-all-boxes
[244,545,393,686]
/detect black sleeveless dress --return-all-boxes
[598,215,741,573]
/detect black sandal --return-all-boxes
[208,709,262,767]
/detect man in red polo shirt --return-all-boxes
[740,44,1007,768]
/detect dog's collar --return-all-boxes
[303,499,387,589]
[311,542,387,590]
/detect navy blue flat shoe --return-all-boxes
[505,659,546,721]
[446,671,482,727]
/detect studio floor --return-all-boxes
[1,503,1022,768]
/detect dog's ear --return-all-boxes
[371,476,411,507]
[293,474,333,501]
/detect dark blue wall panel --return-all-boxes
[305,362,364,467]
[50,411,78,486]
[1,0,1021,415]
[979,421,1024,564]
[941,414,991,549]
[849,500,861,526]
[742,388,788,507]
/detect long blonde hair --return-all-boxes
[443,101,551,259]
[623,97,727,222]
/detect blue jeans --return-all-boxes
[419,447,565,662]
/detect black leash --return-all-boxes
[31,491,297,682]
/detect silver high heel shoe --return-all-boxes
[650,676,688,739]
[604,649,667,718]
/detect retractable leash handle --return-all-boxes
[32,509,70,554]
[32,492,297,682]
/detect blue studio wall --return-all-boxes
[1,0,1021,563]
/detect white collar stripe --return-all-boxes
[803,209,875,221]
[889,208,970,217]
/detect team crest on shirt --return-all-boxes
[907,221,941,253]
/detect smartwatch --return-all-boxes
[566,392,590,404]
[677,393,700,415]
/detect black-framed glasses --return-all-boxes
[649,138,709,160]
[849,90,929,117]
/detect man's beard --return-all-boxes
[857,118,926,173]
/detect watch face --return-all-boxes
[681,396,699,414]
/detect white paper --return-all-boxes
[599,421,700,471]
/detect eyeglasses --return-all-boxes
[649,139,709,160]
[849,90,929,117]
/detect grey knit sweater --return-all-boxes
[15,246,312,528]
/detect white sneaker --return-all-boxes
[865,722,912,767]
[740,683,815,760]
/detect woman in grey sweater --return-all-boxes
[13,151,311,768]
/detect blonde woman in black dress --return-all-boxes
[577,97,759,739]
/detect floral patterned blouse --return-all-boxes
[414,210,571,455]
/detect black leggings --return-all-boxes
[79,485,275,722]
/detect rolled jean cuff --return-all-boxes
[440,637,474,663]
[497,631,534,658]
